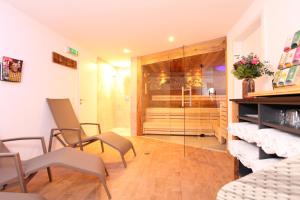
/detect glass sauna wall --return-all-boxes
[142,58,174,136]
[141,49,226,150]
[183,50,227,152]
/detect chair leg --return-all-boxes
[47,167,53,182]
[102,181,112,200]
[19,178,27,193]
[48,132,54,152]
[105,167,109,176]
[132,146,137,156]
[15,154,27,193]
[100,141,104,153]
[120,154,127,168]
[1,184,7,191]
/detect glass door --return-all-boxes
[141,57,173,139]
[183,50,227,155]
[141,47,226,153]
[142,52,185,146]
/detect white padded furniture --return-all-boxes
[217,155,300,200]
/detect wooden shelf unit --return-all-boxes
[231,95,300,177]
[239,116,259,124]
[262,121,300,135]
[248,85,300,97]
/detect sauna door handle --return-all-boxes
[181,86,184,107]
[181,86,192,107]
[189,87,192,107]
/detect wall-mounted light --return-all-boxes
[215,65,226,71]
[193,70,202,87]
[159,70,168,85]
[185,70,202,88]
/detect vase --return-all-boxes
[242,78,255,98]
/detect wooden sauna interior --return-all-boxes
[141,49,228,143]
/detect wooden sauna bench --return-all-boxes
[150,95,226,107]
[143,107,220,136]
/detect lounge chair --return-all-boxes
[0,137,111,199]
[0,192,45,200]
[47,98,136,168]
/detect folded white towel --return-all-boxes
[228,140,259,168]
[257,128,300,158]
[251,158,283,172]
[228,140,284,171]
[228,122,259,143]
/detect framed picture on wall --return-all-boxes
[0,56,23,82]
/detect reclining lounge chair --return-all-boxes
[0,192,45,200]
[47,98,136,168]
[0,137,111,199]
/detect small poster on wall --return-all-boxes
[0,56,23,82]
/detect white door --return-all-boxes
[79,61,98,134]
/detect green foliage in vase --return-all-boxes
[232,53,274,80]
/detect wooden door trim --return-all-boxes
[140,37,226,65]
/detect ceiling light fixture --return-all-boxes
[123,48,131,54]
[168,36,175,43]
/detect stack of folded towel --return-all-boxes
[228,140,259,169]
[228,122,260,143]
[256,128,300,158]
[228,140,282,172]
[228,122,300,158]
[251,158,283,172]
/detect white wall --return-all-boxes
[0,1,96,159]
[227,0,300,123]
[232,22,264,99]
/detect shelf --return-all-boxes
[262,121,300,136]
[248,85,300,97]
[231,96,300,105]
[239,116,258,124]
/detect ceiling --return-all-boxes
[4,0,253,65]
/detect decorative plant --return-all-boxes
[232,53,274,79]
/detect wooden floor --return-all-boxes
[7,137,235,200]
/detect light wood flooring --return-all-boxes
[7,137,235,200]
[143,135,227,152]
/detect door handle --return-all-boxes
[189,87,192,107]
[182,87,192,107]
[181,86,184,107]
[80,99,85,105]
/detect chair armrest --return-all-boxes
[80,123,101,134]
[50,128,80,136]
[2,137,44,142]
[49,128,82,152]
[0,152,26,191]
[80,123,99,126]
[1,137,47,154]
[0,152,18,158]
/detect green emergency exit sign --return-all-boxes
[67,47,79,56]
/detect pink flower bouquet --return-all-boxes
[232,53,273,79]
